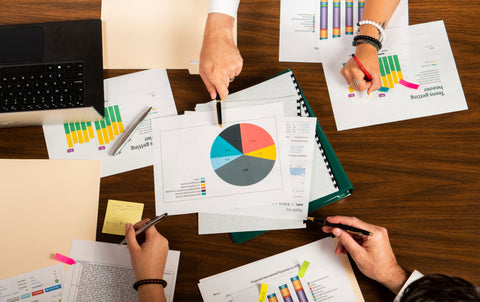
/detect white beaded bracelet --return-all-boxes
[356,20,385,43]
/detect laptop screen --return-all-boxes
[0,25,44,63]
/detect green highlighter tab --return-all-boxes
[297,260,310,278]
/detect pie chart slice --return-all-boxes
[210,123,276,186]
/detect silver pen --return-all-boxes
[111,106,152,156]
[119,213,168,245]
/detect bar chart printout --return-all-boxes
[346,54,405,98]
[63,104,124,152]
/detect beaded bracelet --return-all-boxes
[352,35,382,51]
[353,38,381,52]
[357,20,385,43]
[133,279,168,291]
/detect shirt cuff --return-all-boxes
[393,270,424,302]
[208,0,240,18]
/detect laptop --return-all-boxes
[0,19,104,128]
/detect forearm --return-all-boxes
[379,264,409,295]
[204,13,235,42]
[360,0,401,39]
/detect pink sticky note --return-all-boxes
[399,79,420,90]
[54,253,76,265]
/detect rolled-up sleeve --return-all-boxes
[208,0,241,18]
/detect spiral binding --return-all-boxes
[290,72,338,189]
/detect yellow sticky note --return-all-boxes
[258,283,268,302]
[102,199,144,235]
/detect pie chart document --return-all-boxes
[152,102,292,215]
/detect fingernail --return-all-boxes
[332,229,341,237]
[367,93,372,99]
[125,223,131,232]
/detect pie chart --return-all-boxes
[210,123,277,186]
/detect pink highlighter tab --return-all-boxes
[55,253,76,265]
[399,79,420,89]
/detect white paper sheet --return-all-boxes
[279,0,408,62]
[0,264,64,302]
[62,240,180,302]
[195,71,338,201]
[43,69,178,177]
[198,237,362,302]
[198,117,317,234]
[324,21,468,130]
[153,102,292,215]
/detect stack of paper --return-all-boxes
[152,71,339,234]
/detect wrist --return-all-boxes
[205,13,235,40]
[381,265,409,294]
[355,42,378,55]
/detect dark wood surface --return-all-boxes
[1,1,479,301]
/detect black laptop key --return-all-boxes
[0,61,85,112]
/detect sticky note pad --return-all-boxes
[102,199,144,235]
[297,260,310,278]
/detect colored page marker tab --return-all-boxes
[399,79,420,89]
[297,260,310,278]
[258,283,268,302]
[54,253,76,265]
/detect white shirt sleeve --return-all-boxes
[208,0,241,18]
[393,270,424,302]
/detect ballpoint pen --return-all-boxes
[215,94,222,127]
[119,213,168,245]
[111,106,152,156]
[351,54,372,81]
[306,217,373,236]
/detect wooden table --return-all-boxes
[1,1,479,301]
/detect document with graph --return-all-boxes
[198,237,363,302]
[153,102,292,215]
[279,0,408,62]
[323,21,468,130]
[43,69,177,177]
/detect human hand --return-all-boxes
[200,13,243,100]
[322,216,408,294]
[341,43,381,95]
[125,219,169,281]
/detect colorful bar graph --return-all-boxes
[290,276,308,302]
[379,54,403,89]
[63,104,125,152]
[320,1,328,40]
[333,1,341,38]
[64,124,74,149]
[279,284,293,302]
[345,0,354,35]
[114,104,125,132]
[358,0,365,21]
[267,293,279,302]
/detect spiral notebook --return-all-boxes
[198,69,352,243]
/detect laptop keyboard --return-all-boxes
[0,61,85,112]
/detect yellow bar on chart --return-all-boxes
[95,121,105,146]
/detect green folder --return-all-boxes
[230,69,353,244]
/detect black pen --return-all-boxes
[120,213,168,245]
[306,217,373,236]
[215,94,222,127]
